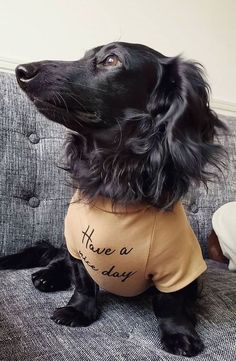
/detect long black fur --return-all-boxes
[0,241,63,269]
[0,42,227,357]
[62,57,226,210]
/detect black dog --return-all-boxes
[0,42,226,357]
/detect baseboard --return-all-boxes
[0,57,23,73]
[1,56,236,117]
[210,99,236,117]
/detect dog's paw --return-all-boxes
[31,269,70,292]
[51,306,98,327]
[161,332,204,357]
[0,255,11,269]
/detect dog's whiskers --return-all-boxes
[53,92,62,107]
[66,93,89,112]
[72,114,85,128]
[55,91,69,113]
[54,87,90,113]
[51,94,58,107]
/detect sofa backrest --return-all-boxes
[0,72,235,257]
[0,72,73,255]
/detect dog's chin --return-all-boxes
[32,98,71,126]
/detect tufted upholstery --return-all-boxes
[0,72,74,255]
[183,114,236,256]
[0,72,236,360]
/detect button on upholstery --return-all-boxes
[190,203,199,214]
[29,197,40,208]
[28,133,40,144]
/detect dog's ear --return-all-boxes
[147,57,226,207]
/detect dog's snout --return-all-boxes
[15,63,39,84]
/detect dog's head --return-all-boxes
[16,42,226,209]
[15,42,167,131]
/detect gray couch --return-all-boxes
[0,71,236,361]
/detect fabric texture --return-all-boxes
[0,72,74,256]
[0,72,236,360]
[212,202,236,271]
[65,192,206,296]
[0,261,236,361]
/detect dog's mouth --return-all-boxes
[31,95,107,131]
[32,96,68,112]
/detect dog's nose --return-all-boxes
[15,63,39,84]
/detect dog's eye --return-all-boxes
[102,55,122,67]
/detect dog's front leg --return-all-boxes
[51,255,99,327]
[152,280,204,357]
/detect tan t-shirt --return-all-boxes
[65,191,207,297]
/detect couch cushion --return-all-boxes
[0,260,235,361]
[0,72,73,255]
[183,115,236,256]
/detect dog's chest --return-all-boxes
[65,198,156,297]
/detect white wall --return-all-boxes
[0,0,235,114]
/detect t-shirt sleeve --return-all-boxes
[64,194,81,260]
[145,202,207,293]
